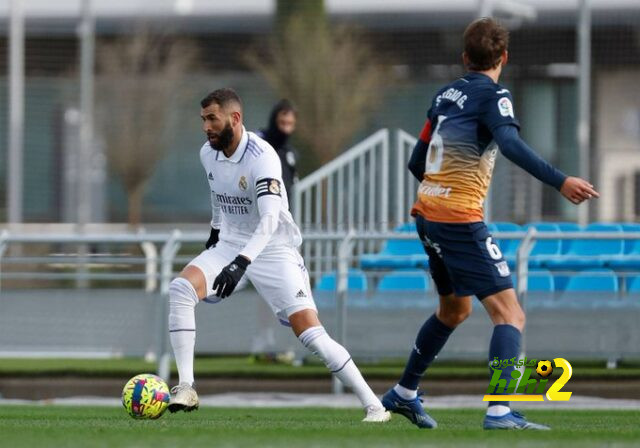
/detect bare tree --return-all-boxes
[96,29,198,226]
[248,3,388,164]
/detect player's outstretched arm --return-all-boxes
[559,176,600,204]
[493,125,599,204]
[493,124,566,188]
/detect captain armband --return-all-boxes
[256,178,282,198]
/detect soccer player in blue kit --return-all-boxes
[381,18,599,430]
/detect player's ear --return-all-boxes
[230,110,241,127]
[502,50,508,66]
[462,51,469,68]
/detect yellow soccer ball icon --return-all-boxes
[536,360,553,378]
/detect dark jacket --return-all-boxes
[259,107,298,197]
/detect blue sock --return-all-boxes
[488,324,521,408]
[398,314,453,390]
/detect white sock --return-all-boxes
[393,384,418,400]
[168,277,199,386]
[298,326,383,409]
[486,405,511,417]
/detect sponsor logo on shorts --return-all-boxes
[495,261,510,277]
[295,289,307,298]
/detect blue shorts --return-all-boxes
[416,215,513,300]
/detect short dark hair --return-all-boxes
[200,88,243,110]
[273,99,297,116]
[463,18,509,71]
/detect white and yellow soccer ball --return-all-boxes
[122,373,170,419]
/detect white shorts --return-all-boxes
[188,242,317,325]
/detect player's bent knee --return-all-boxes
[513,308,526,330]
[438,295,472,328]
[177,265,207,299]
[288,308,321,337]
[437,307,471,328]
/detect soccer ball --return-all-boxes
[122,373,170,419]
[536,360,553,378]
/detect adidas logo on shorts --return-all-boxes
[295,289,307,298]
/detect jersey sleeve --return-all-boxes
[200,144,221,229]
[479,88,520,132]
[408,111,432,182]
[238,151,284,261]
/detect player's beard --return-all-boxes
[209,121,234,152]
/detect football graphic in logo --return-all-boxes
[536,360,553,378]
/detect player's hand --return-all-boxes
[213,255,251,298]
[205,228,220,249]
[559,176,600,204]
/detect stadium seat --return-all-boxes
[360,238,425,269]
[394,222,417,233]
[315,270,368,291]
[607,223,640,270]
[544,223,624,270]
[377,269,430,292]
[626,276,640,294]
[555,222,582,254]
[490,222,521,269]
[559,268,619,293]
[522,222,561,267]
[491,222,522,256]
[513,269,555,292]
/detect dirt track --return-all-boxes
[1,377,639,400]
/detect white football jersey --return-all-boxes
[199,127,302,254]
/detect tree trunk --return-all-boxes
[127,184,144,228]
[276,0,325,39]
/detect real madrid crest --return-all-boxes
[239,176,248,191]
[268,179,281,195]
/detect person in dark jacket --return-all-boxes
[258,99,298,201]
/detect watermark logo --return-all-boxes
[483,357,573,402]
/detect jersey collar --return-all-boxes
[215,126,248,163]
[463,72,494,84]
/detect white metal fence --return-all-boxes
[1,229,640,381]
[293,129,420,283]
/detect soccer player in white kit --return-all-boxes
[167,88,390,422]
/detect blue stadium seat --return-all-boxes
[620,223,640,254]
[377,269,430,292]
[607,223,640,270]
[491,222,522,256]
[315,270,368,291]
[394,222,417,233]
[360,238,425,269]
[555,222,582,254]
[544,223,624,270]
[490,222,521,269]
[626,276,640,294]
[559,268,619,293]
[522,222,561,267]
[512,269,554,292]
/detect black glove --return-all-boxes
[205,228,220,249]
[213,255,250,298]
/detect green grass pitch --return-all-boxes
[1,406,639,448]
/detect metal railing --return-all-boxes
[1,229,640,380]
